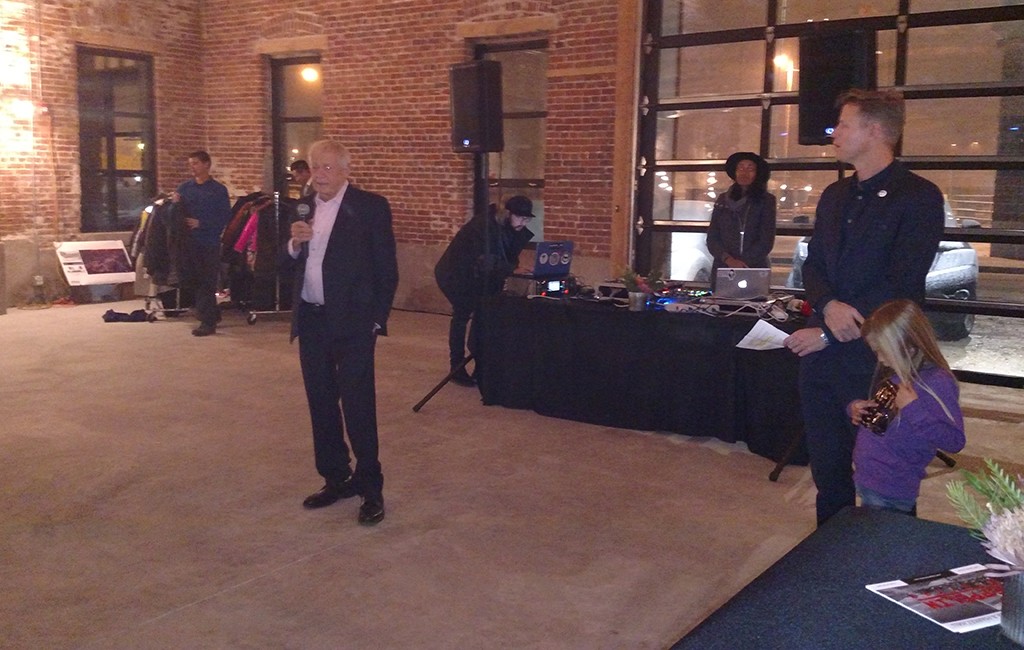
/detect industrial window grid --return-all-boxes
[636,1,1024,386]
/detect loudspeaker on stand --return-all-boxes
[450,60,504,153]
[798,30,877,146]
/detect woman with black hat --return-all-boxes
[706,151,776,288]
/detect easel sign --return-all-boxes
[54,240,134,286]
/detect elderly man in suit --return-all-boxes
[285,139,398,525]
[784,89,944,525]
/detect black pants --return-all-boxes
[297,302,383,496]
[447,298,481,369]
[439,282,482,370]
[799,342,875,525]
[183,240,221,327]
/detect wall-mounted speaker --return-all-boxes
[798,30,877,145]
[450,60,503,154]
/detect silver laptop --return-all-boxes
[715,267,771,301]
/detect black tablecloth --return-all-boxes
[477,296,808,464]
[673,507,1017,648]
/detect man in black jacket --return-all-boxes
[284,140,398,526]
[784,90,944,525]
[434,196,535,386]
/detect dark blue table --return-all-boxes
[673,507,1017,649]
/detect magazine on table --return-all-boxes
[866,563,1003,633]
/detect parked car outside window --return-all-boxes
[785,202,979,341]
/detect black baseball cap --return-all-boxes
[505,195,535,219]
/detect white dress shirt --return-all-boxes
[289,183,348,305]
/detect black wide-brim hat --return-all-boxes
[724,151,770,185]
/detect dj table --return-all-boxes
[477,295,807,465]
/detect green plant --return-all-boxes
[946,458,1024,573]
[619,267,664,294]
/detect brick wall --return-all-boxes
[1,0,61,244]
[1,0,624,305]
[0,0,203,243]
[544,1,619,256]
[154,2,207,189]
[199,0,621,258]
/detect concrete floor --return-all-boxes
[2,300,1021,649]
[941,314,1024,379]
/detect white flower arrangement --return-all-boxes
[982,506,1024,576]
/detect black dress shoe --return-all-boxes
[302,477,358,509]
[358,493,385,525]
[191,323,216,337]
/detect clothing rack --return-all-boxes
[221,191,292,324]
[144,287,189,319]
[131,195,190,319]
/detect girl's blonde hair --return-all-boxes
[861,299,950,387]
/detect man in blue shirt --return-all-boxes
[172,150,231,336]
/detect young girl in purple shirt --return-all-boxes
[847,299,966,515]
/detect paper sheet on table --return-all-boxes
[736,319,789,350]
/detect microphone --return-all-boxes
[292,203,313,255]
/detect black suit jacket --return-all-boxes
[286,185,399,340]
[802,161,944,336]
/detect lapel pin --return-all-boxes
[877,189,888,198]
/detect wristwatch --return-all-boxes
[819,331,830,345]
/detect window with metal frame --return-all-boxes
[77,47,155,233]
[479,42,548,241]
[271,56,323,198]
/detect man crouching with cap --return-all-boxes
[434,195,535,386]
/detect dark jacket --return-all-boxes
[802,161,944,340]
[706,187,776,284]
[143,200,189,287]
[434,212,534,303]
[284,186,399,340]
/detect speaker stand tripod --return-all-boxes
[412,354,474,413]
[413,140,494,413]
